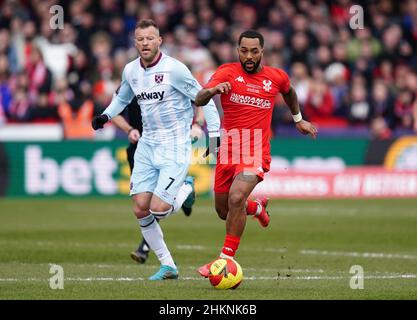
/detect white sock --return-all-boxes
[254,202,262,216]
[138,215,176,269]
[172,182,192,212]
[219,252,234,260]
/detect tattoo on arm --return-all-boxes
[195,89,214,106]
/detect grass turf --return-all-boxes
[0,198,417,299]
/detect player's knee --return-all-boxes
[133,203,149,219]
[228,191,246,208]
[215,206,228,220]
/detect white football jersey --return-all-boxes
[103,52,220,145]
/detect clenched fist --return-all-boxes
[92,114,109,130]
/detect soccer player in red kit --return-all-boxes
[195,30,318,277]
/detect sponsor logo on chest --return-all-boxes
[230,93,271,108]
[136,91,165,101]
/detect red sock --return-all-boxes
[221,234,240,258]
[246,200,258,216]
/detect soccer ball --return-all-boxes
[208,258,243,290]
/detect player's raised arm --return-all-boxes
[281,86,318,139]
[91,68,135,130]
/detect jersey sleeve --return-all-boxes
[170,61,202,101]
[203,64,230,88]
[170,61,220,137]
[276,68,291,94]
[102,67,135,119]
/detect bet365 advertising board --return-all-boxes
[1,136,416,198]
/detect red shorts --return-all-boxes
[214,159,271,194]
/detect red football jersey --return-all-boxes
[204,62,290,169]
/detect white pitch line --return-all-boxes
[0,241,203,250]
[300,249,417,260]
[2,238,417,261]
[176,245,206,250]
[1,274,417,282]
[0,261,325,274]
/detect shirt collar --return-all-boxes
[140,52,162,69]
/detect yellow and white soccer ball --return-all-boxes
[208,258,243,290]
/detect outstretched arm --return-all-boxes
[102,72,135,120]
[195,82,231,106]
[92,67,134,130]
[281,86,318,139]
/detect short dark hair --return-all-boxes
[238,30,264,48]
[135,19,159,30]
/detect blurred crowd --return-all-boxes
[0,0,417,139]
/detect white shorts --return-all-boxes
[130,139,191,205]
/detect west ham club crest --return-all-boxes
[155,74,164,84]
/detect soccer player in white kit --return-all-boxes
[92,19,220,280]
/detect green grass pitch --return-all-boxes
[1,198,417,299]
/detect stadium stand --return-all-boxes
[0,0,416,139]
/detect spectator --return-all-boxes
[370,116,392,140]
[315,45,332,69]
[330,0,352,28]
[124,0,140,33]
[210,17,230,44]
[0,29,19,74]
[381,24,405,62]
[25,45,52,107]
[35,24,78,81]
[9,86,30,122]
[373,59,395,90]
[75,11,97,55]
[196,6,214,46]
[347,85,372,125]
[370,80,396,129]
[394,89,416,130]
[290,62,310,107]
[290,32,313,65]
[332,41,349,67]
[108,16,129,51]
[58,97,94,139]
[67,49,91,96]
[347,27,382,63]
[304,79,335,124]
[0,54,12,118]
[324,62,349,117]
